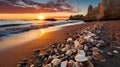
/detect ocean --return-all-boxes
[0,20,84,50]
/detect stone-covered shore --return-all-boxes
[17,21,120,67]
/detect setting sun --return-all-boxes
[38,15,45,20]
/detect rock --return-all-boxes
[74,40,83,49]
[107,52,114,57]
[61,45,70,52]
[84,36,91,41]
[74,62,82,67]
[98,40,105,44]
[60,61,68,67]
[89,38,94,43]
[113,50,119,54]
[87,56,93,61]
[78,50,86,56]
[67,61,74,67]
[18,61,27,67]
[44,64,52,67]
[83,44,89,51]
[34,50,40,55]
[51,45,55,48]
[66,50,73,56]
[67,38,73,42]
[92,47,100,52]
[30,64,34,67]
[51,59,61,66]
[92,52,105,62]
[52,55,59,59]
[75,54,88,62]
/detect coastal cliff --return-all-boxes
[85,0,120,21]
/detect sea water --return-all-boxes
[0,20,84,50]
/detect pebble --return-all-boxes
[113,50,119,54]
[51,58,61,66]
[61,61,68,67]
[34,50,40,55]
[18,24,114,67]
[67,38,73,42]
[75,54,88,62]
[92,52,105,62]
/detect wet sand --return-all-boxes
[0,21,120,67]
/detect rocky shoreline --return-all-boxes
[17,22,120,67]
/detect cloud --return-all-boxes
[0,0,80,13]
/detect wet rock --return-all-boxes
[92,47,100,52]
[113,50,119,54]
[107,52,114,57]
[34,50,40,55]
[92,52,105,62]
[18,61,27,67]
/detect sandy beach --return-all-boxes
[0,22,90,67]
[0,21,120,67]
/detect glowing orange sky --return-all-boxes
[0,12,82,20]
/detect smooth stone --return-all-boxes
[51,58,61,66]
[75,54,88,62]
[113,50,119,54]
[30,64,34,67]
[61,61,68,67]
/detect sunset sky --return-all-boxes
[0,0,101,20]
